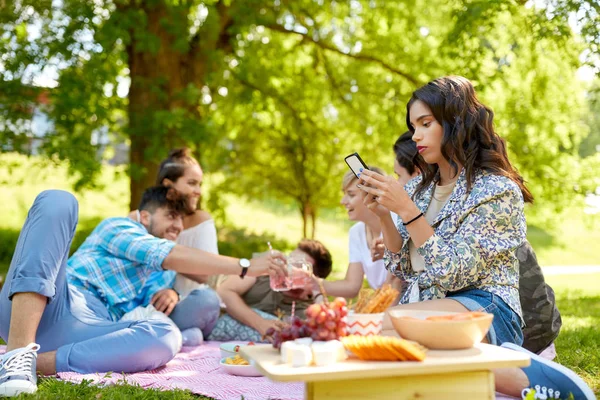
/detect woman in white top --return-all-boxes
[155,148,222,296]
[134,148,223,346]
[313,167,387,298]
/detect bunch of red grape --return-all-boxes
[266,315,311,349]
[305,297,348,341]
[265,298,349,349]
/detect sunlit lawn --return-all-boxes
[545,274,600,396]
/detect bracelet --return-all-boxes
[403,212,424,226]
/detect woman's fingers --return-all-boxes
[356,183,382,196]
[269,253,288,276]
[359,169,386,182]
[363,192,377,206]
[357,172,377,186]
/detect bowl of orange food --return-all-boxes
[220,355,263,377]
[388,310,493,350]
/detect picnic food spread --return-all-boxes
[353,285,399,314]
[265,297,349,349]
[259,284,433,369]
[389,309,494,349]
[280,338,347,367]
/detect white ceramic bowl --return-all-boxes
[388,309,493,350]
[220,358,263,377]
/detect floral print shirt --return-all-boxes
[384,169,526,321]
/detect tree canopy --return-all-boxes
[1,0,599,235]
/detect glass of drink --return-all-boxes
[269,255,313,291]
[288,257,313,289]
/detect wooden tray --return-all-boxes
[240,342,530,383]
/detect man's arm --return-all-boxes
[98,218,287,277]
[178,273,208,284]
[163,245,283,277]
[217,276,283,336]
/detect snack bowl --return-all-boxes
[220,357,263,377]
[388,309,493,350]
[220,342,257,360]
[346,311,385,336]
[219,343,239,359]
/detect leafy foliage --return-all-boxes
[1,0,599,233]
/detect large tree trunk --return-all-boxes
[126,3,193,210]
[125,1,233,210]
[300,201,317,239]
[128,140,160,210]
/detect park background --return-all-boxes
[0,0,599,398]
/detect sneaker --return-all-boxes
[0,343,40,397]
[501,342,596,400]
[181,327,204,346]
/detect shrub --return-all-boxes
[217,225,295,258]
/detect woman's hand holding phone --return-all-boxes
[363,189,392,218]
[357,169,413,217]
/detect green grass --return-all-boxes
[546,274,600,396]
[19,378,211,399]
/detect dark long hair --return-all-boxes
[393,131,418,175]
[156,148,199,186]
[406,76,533,203]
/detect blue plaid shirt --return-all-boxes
[67,217,177,320]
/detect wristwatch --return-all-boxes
[239,258,251,279]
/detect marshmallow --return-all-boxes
[280,341,297,364]
[310,340,347,366]
[295,337,313,346]
[291,344,313,367]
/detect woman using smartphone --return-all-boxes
[357,76,593,399]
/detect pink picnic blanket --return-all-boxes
[0,343,556,399]
[55,341,303,400]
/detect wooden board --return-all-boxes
[240,343,530,383]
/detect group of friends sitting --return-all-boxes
[0,76,594,399]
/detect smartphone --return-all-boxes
[344,152,369,179]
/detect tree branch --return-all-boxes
[264,23,421,86]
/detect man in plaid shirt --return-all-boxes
[66,213,185,322]
[0,186,286,397]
